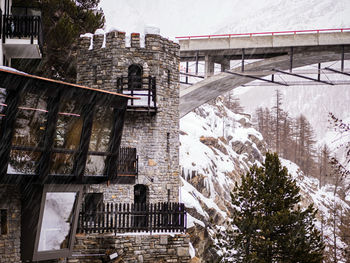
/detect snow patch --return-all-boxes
[187,213,205,228]
[0,66,27,74]
[189,242,196,258]
[94,28,106,48]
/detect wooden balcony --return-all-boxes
[77,202,187,234]
[117,76,157,113]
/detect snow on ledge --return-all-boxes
[80,33,94,50]
[189,242,196,258]
[0,66,27,74]
[94,28,106,48]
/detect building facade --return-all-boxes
[0,0,42,262]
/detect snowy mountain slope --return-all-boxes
[180,101,350,262]
[233,80,350,143]
[180,98,265,214]
[100,0,350,37]
[215,0,350,34]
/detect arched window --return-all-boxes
[128,64,143,90]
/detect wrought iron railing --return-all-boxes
[77,202,186,234]
[2,14,43,48]
[117,76,156,110]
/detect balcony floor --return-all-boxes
[3,40,41,59]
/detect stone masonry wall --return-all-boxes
[77,31,180,204]
[0,186,21,263]
[69,233,190,263]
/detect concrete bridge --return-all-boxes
[177,28,350,117]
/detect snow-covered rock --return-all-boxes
[180,98,350,262]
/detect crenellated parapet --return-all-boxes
[78,30,179,54]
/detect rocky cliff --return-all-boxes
[179,97,350,262]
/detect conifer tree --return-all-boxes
[14,0,104,82]
[272,89,283,153]
[219,153,324,262]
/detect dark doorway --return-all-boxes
[84,193,103,222]
[134,184,147,204]
[134,184,148,229]
[128,64,143,90]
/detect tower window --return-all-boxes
[1,209,8,235]
[167,69,171,87]
[128,64,143,90]
[166,132,170,153]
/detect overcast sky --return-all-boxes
[99,0,350,37]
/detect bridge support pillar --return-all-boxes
[220,59,230,72]
[205,55,214,78]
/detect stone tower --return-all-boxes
[77,29,180,204]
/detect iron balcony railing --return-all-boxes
[77,202,186,234]
[117,76,157,110]
[2,14,43,49]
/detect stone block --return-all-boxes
[177,247,190,257]
[160,235,168,245]
[135,235,142,244]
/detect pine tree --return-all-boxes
[272,89,283,153]
[220,153,324,262]
[13,0,104,82]
[280,111,292,159]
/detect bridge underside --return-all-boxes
[179,45,350,118]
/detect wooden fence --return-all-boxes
[77,202,186,234]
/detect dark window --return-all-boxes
[166,132,170,153]
[84,193,103,213]
[0,209,7,235]
[128,64,143,90]
[167,189,170,203]
[167,69,171,87]
[134,184,147,204]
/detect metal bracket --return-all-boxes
[324,67,350,77]
[273,68,334,85]
[225,70,288,86]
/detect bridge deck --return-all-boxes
[178,29,350,60]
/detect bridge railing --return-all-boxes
[176,27,350,39]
